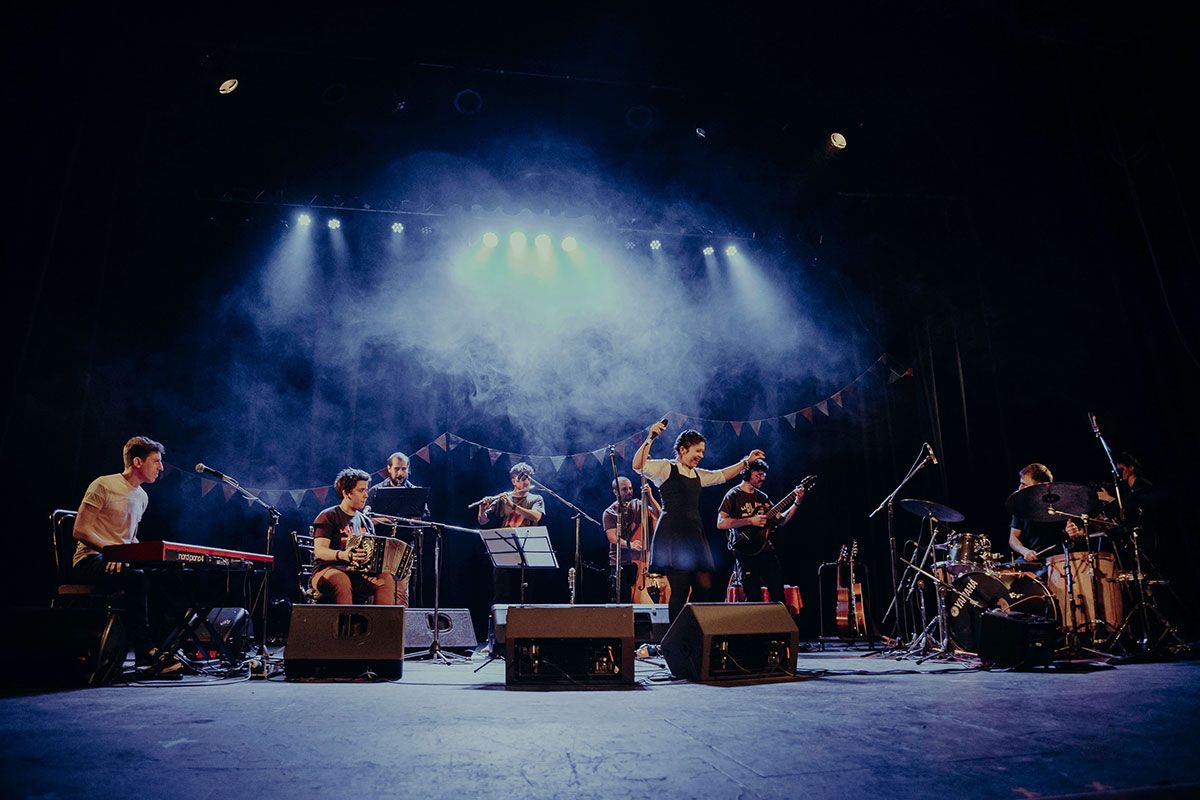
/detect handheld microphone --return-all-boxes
[1089,413,1101,437]
[924,443,939,466]
[195,463,232,481]
[648,417,670,440]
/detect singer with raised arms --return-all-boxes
[632,419,766,621]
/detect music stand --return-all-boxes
[480,526,559,604]
[369,486,430,604]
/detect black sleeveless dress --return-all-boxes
[649,462,715,572]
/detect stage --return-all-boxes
[2,648,1198,799]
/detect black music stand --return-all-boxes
[369,487,430,603]
[480,526,559,604]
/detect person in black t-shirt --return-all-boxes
[1008,462,1086,563]
[311,468,396,605]
[717,459,805,605]
[367,451,430,605]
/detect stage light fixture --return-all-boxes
[420,225,433,235]
[702,246,715,256]
[650,240,662,251]
[725,245,737,256]
[625,241,636,250]
[483,232,499,248]
[327,219,341,230]
[297,213,312,227]
[391,222,405,234]
[510,231,527,248]
[830,132,847,149]
[561,236,578,252]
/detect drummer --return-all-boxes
[1008,463,1087,565]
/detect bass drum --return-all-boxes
[946,571,1056,652]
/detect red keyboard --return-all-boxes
[104,541,273,568]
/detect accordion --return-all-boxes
[345,533,415,580]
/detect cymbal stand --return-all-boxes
[1087,414,1187,656]
[899,557,977,664]
[871,445,937,644]
[899,519,947,657]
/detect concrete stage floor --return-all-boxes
[2,648,1198,800]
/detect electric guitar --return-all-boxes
[727,475,817,556]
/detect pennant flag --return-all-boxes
[261,490,281,507]
[201,478,218,497]
[447,434,462,450]
[551,455,566,472]
[573,453,589,470]
[376,467,388,477]
[816,400,830,416]
[801,407,814,423]
[415,446,431,463]
[749,420,762,436]
[489,449,502,465]
[433,434,448,451]
[312,486,330,504]
[842,384,856,399]
[244,495,258,508]
[784,412,798,428]
[289,489,307,507]
[222,484,237,501]
[615,441,626,458]
[831,392,844,408]
[730,421,743,436]
[592,448,606,463]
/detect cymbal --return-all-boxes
[897,498,965,522]
[1004,482,1097,523]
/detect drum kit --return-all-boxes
[893,481,1161,661]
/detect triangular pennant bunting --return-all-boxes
[615,441,626,458]
[730,421,743,436]
[591,449,606,463]
[433,434,448,451]
[447,434,462,450]
[573,453,589,470]
[289,489,307,507]
[832,392,844,408]
[312,486,330,504]
[222,485,237,501]
[801,408,814,423]
[551,455,566,471]
[415,447,431,463]
[489,449,502,465]
[816,400,830,416]
[749,420,761,435]
[201,478,217,497]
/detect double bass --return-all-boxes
[630,480,670,605]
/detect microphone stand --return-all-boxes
[607,447,625,603]
[376,514,477,664]
[870,445,936,644]
[208,470,278,678]
[530,477,603,603]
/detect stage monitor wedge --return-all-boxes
[504,604,635,689]
[285,605,405,681]
[660,602,798,684]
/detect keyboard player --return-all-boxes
[71,436,181,671]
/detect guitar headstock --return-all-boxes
[800,474,817,490]
[850,539,859,559]
[837,543,848,562]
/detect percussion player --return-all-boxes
[1008,462,1086,565]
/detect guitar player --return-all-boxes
[716,459,806,607]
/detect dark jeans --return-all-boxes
[72,555,152,655]
[739,551,784,605]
